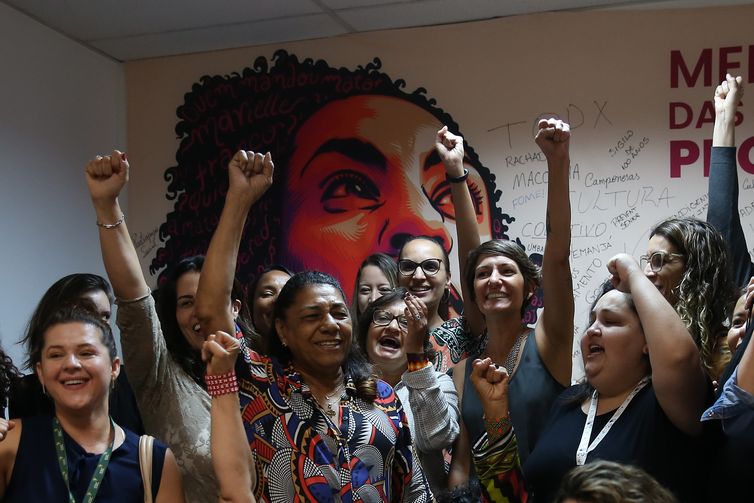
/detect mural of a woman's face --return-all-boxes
[281,95,493,302]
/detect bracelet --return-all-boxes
[205,370,239,397]
[406,352,431,372]
[483,414,513,443]
[446,168,469,183]
[96,214,125,229]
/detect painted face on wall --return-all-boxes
[281,95,493,304]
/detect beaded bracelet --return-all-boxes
[205,370,239,397]
[484,415,513,444]
[406,352,431,372]
[446,168,469,183]
[96,214,125,229]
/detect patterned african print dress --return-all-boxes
[235,346,430,503]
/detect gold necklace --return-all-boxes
[317,382,344,418]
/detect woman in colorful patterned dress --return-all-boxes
[195,150,431,502]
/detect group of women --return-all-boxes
[0,74,751,503]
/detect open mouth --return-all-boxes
[192,323,201,332]
[316,340,341,349]
[62,378,88,387]
[409,285,431,295]
[378,334,401,351]
[588,344,604,355]
[487,292,507,300]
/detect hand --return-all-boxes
[0,419,15,442]
[469,358,510,419]
[435,126,465,175]
[227,151,274,207]
[535,118,570,164]
[201,331,240,376]
[404,293,429,354]
[714,73,744,120]
[744,276,754,312]
[85,150,128,204]
[607,253,642,293]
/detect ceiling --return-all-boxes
[3,0,752,62]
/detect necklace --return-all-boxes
[503,329,528,373]
[317,382,344,418]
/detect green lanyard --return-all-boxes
[52,416,115,503]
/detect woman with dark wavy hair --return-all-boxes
[352,253,398,318]
[643,217,734,380]
[195,150,430,502]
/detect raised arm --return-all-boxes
[533,119,574,386]
[202,331,256,503]
[194,151,273,337]
[435,126,485,337]
[608,254,708,435]
[737,280,754,394]
[85,152,149,300]
[707,74,751,287]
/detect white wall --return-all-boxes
[0,4,125,369]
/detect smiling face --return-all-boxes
[252,270,291,336]
[581,290,648,397]
[472,254,528,317]
[275,284,353,376]
[357,265,394,315]
[397,238,450,317]
[281,95,492,306]
[366,299,408,376]
[727,293,747,353]
[36,321,120,414]
[643,235,686,306]
[175,270,203,351]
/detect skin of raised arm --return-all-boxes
[609,254,707,435]
[737,279,754,393]
[154,449,186,503]
[0,419,19,498]
[447,359,471,489]
[435,126,485,337]
[85,151,149,300]
[203,333,256,503]
[194,151,273,337]
[712,73,743,147]
[533,120,574,386]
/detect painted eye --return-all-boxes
[320,170,383,213]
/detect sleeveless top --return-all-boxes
[462,331,564,466]
[3,415,167,502]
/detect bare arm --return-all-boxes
[533,120,574,386]
[609,254,708,435]
[435,127,485,336]
[85,152,149,300]
[155,449,186,503]
[203,332,256,503]
[194,151,273,337]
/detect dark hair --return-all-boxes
[0,345,20,404]
[357,287,437,365]
[650,217,734,379]
[464,239,542,318]
[718,309,753,398]
[157,255,253,384]
[264,270,377,402]
[30,305,117,370]
[351,253,398,317]
[554,460,677,503]
[249,264,293,321]
[150,50,513,309]
[21,273,114,370]
[398,236,452,318]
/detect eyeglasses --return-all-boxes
[639,251,685,272]
[372,310,409,330]
[398,258,442,277]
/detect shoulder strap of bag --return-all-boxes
[139,434,155,503]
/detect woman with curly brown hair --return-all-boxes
[642,217,734,381]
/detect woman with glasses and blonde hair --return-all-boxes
[356,287,459,495]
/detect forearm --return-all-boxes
[405,369,460,451]
[713,110,736,147]
[91,197,149,300]
[211,393,255,503]
[195,196,251,335]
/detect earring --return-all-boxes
[111,375,117,391]
[41,382,47,396]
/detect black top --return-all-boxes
[3,415,166,502]
[523,383,705,503]
[8,370,144,435]
[462,332,564,467]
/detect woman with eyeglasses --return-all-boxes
[640,217,733,381]
[357,287,459,495]
[396,126,487,373]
